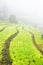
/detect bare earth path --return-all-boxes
[22,26,43,55]
[0,26,7,32]
[0,29,19,65]
[29,31,43,55]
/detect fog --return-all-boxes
[0,0,43,27]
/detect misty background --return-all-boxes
[0,0,43,28]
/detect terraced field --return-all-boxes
[0,23,43,65]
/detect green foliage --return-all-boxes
[0,23,43,65]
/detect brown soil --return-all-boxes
[0,26,7,32]
[0,29,19,65]
[29,31,43,55]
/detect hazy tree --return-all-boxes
[9,15,18,24]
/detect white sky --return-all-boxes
[0,0,43,26]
